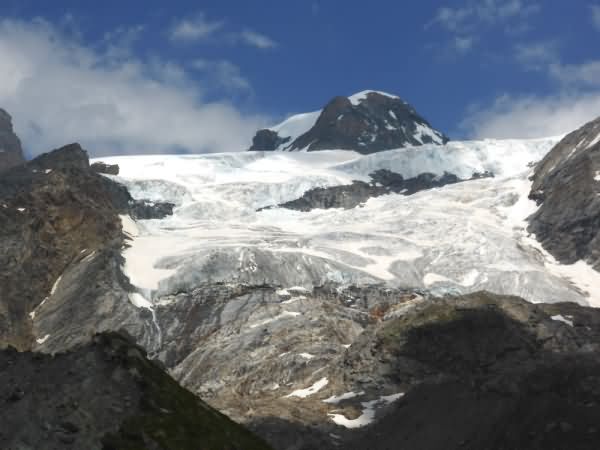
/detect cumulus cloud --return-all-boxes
[461,36,600,139]
[0,18,268,157]
[461,92,600,139]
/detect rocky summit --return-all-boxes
[249,90,449,154]
[0,108,25,172]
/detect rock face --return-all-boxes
[528,117,600,269]
[91,161,120,175]
[0,143,173,350]
[264,169,481,212]
[345,293,600,450]
[0,108,25,172]
[0,332,271,450]
[249,91,448,154]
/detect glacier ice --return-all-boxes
[95,136,600,308]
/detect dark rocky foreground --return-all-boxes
[528,116,600,269]
[0,332,271,450]
[0,108,25,172]
[263,169,492,212]
[342,292,600,450]
[250,91,448,154]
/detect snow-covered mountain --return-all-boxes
[5,105,600,450]
[249,90,448,153]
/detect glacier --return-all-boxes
[95,135,600,308]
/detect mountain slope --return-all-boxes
[249,90,448,153]
[529,117,600,271]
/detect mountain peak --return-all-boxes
[249,90,448,154]
[348,90,401,106]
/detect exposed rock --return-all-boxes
[0,331,271,450]
[249,129,291,152]
[0,143,173,350]
[91,161,120,175]
[0,108,25,172]
[249,91,448,154]
[528,117,600,268]
[262,169,474,212]
[343,292,600,450]
[129,199,175,220]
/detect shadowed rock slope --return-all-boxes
[0,332,271,450]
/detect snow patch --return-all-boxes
[349,90,399,106]
[285,377,329,398]
[328,392,404,428]
[129,292,153,309]
[323,391,364,404]
[50,275,63,296]
[120,215,139,238]
[551,314,574,327]
[36,334,50,345]
[249,311,302,329]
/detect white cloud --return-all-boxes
[237,30,277,49]
[191,59,251,92]
[461,92,600,139]
[168,12,277,49]
[169,13,224,42]
[430,0,540,33]
[427,0,540,54]
[0,18,268,157]
[463,38,600,140]
[514,41,560,69]
[454,36,475,53]
[591,4,600,31]
[549,60,600,87]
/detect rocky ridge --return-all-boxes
[0,143,173,350]
[0,108,25,172]
[249,91,448,154]
[529,117,600,269]
[262,169,493,212]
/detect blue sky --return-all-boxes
[1,0,600,156]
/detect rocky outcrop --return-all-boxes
[0,143,173,350]
[528,117,600,269]
[262,169,486,212]
[91,161,120,175]
[0,331,271,450]
[343,293,600,450]
[250,129,291,152]
[0,108,25,172]
[249,91,448,154]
